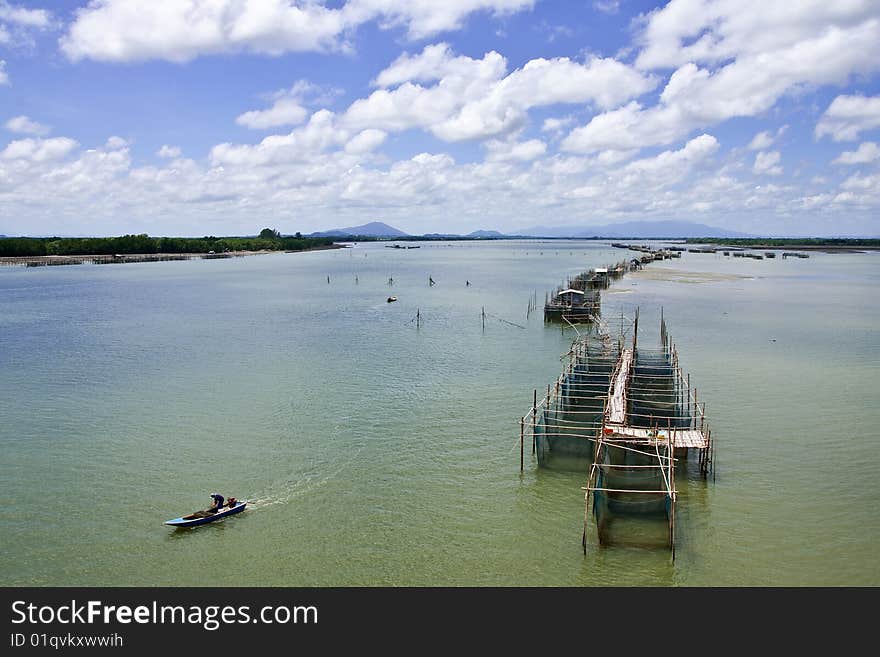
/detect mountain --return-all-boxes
[466,230,506,238]
[516,220,754,239]
[309,221,408,237]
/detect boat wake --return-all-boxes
[244,444,365,510]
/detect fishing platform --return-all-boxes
[520,309,713,558]
[543,246,677,323]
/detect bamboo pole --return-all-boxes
[712,429,716,482]
[672,444,677,558]
[585,487,671,494]
[520,418,524,472]
[532,389,537,455]
[547,383,551,411]
[595,463,668,469]
[633,306,639,352]
[592,441,677,460]
[687,373,691,422]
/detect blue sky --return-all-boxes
[1,0,879,237]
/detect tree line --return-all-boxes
[0,230,336,257]
[684,237,880,247]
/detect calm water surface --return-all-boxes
[1,241,878,585]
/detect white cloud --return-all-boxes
[563,4,880,153]
[595,149,638,166]
[0,1,53,49]
[346,46,508,136]
[236,80,339,130]
[798,193,834,210]
[816,95,880,142]
[4,115,49,135]
[0,1,51,28]
[342,0,535,41]
[2,125,878,238]
[339,152,457,206]
[347,44,655,142]
[753,150,783,176]
[747,126,789,153]
[1,137,77,162]
[624,133,719,177]
[748,131,773,150]
[834,172,880,208]
[60,0,535,62]
[157,144,182,159]
[105,136,128,150]
[541,116,575,134]
[237,98,308,130]
[373,42,495,87]
[211,110,349,167]
[840,171,879,191]
[563,14,880,152]
[593,1,619,15]
[0,60,7,85]
[634,0,879,70]
[61,1,347,62]
[485,137,546,162]
[344,128,387,154]
[833,141,880,165]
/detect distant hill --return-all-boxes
[516,220,754,239]
[309,221,408,237]
[466,230,505,238]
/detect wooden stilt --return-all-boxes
[532,389,537,455]
[520,418,524,472]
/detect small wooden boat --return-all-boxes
[164,501,247,527]
[387,296,397,302]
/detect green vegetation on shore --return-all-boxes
[0,230,336,258]
[684,237,880,248]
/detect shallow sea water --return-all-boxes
[1,240,877,585]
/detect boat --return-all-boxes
[164,500,247,527]
[387,296,397,302]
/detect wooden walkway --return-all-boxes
[604,348,708,448]
[606,348,632,425]
[602,425,708,449]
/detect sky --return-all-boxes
[1,0,879,237]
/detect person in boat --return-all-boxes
[226,497,238,508]
[208,493,225,513]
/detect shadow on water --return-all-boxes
[164,512,251,540]
[593,515,671,549]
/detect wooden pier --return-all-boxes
[611,243,682,259]
[521,308,713,557]
[543,260,628,322]
[544,245,679,323]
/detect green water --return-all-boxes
[1,241,878,586]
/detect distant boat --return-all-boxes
[387,296,397,303]
[164,501,247,528]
